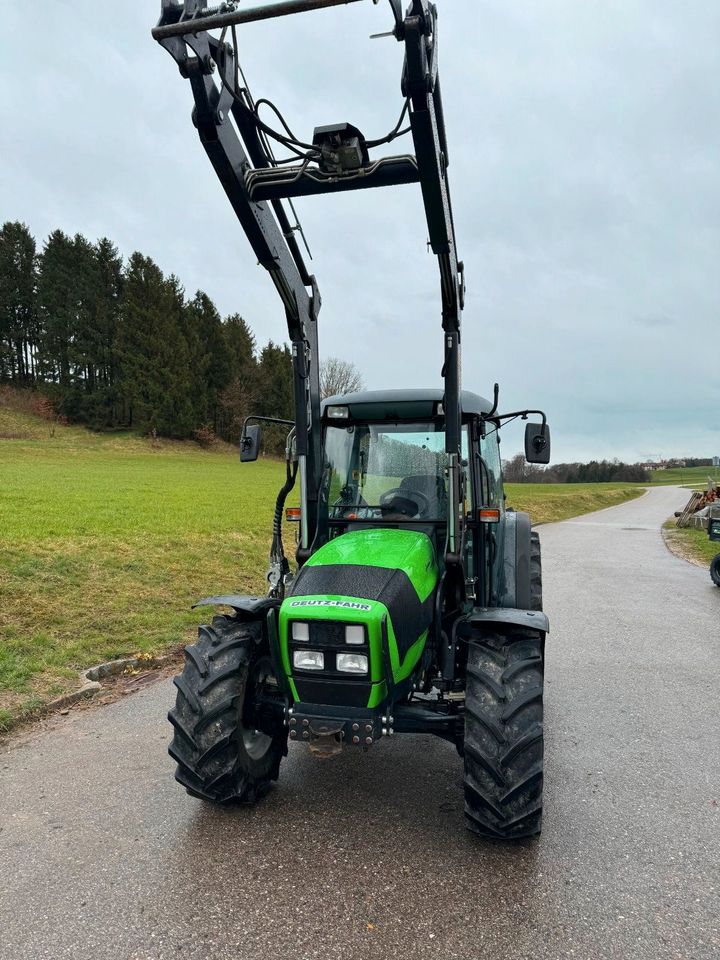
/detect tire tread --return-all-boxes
[464,628,545,840]
[168,617,286,804]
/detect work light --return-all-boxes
[327,406,349,419]
[345,625,365,645]
[336,653,368,675]
[291,622,310,641]
[293,650,324,671]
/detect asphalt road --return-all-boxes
[1,486,718,960]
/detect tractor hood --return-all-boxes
[278,529,438,710]
[298,527,437,601]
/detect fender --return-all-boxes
[466,606,549,636]
[192,595,280,618]
[498,510,532,611]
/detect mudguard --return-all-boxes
[466,606,549,635]
[192,595,280,617]
[498,510,533,611]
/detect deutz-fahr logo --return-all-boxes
[290,600,372,611]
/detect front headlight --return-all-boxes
[336,653,368,675]
[293,650,324,671]
[345,625,365,645]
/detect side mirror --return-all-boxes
[525,422,551,464]
[240,424,262,463]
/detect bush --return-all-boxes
[193,424,217,448]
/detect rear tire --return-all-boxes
[530,530,543,611]
[711,554,720,588]
[464,629,544,840]
[168,616,287,804]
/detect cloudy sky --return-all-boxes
[3,0,718,461]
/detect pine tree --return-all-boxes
[64,232,102,419]
[184,291,232,432]
[116,252,166,432]
[90,238,123,428]
[218,313,258,442]
[257,341,293,418]
[116,255,199,437]
[223,313,256,374]
[257,340,294,454]
[0,222,38,385]
[37,230,76,391]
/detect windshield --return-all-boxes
[323,422,449,522]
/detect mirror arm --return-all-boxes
[489,408,548,438]
[491,408,547,427]
[241,415,295,434]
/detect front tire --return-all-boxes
[711,554,720,588]
[168,616,287,804]
[464,629,544,840]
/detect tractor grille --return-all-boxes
[308,621,348,647]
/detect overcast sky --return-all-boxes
[3,0,718,461]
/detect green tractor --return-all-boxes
[155,0,551,839]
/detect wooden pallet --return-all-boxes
[676,490,703,528]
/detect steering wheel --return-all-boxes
[379,488,430,518]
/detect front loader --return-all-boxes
[154,0,552,839]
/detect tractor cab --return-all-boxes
[314,388,499,595]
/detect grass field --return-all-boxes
[505,483,642,524]
[0,404,643,730]
[0,418,293,729]
[663,521,720,569]
[650,465,720,487]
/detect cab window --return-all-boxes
[479,431,503,509]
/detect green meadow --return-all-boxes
[650,465,719,487]
[0,405,643,729]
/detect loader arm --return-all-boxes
[153,0,466,564]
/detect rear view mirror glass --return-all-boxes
[525,423,551,464]
[240,424,262,463]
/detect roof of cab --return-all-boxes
[321,388,493,418]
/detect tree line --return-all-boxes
[0,221,294,444]
[503,454,651,484]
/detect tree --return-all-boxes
[116,253,196,437]
[36,229,77,390]
[219,377,256,444]
[0,222,38,385]
[503,453,529,483]
[87,237,124,428]
[257,341,294,454]
[217,314,258,442]
[320,356,363,400]
[184,291,233,432]
[223,313,256,376]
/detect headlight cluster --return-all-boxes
[290,621,369,675]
